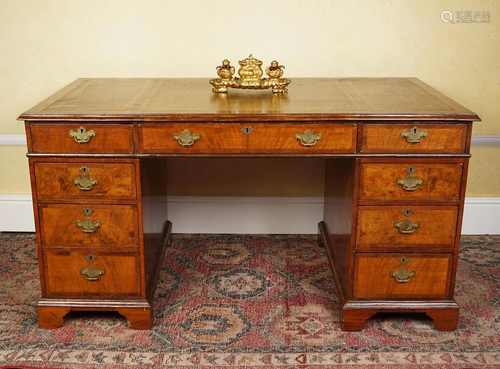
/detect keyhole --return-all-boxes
[86,255,97,262]
[83,208,93,216]
[80,166,90,174]
[241,127,253,135]
[399,256,410,264]
[406,166,417,174]
[413,127,418,133]
[79,128,85,133]
[402,209,413,216]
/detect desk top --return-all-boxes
[19,78,480,122]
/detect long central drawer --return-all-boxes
[139,123,357,154]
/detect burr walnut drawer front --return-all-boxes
[359,162,463,201]
[356,206,458,249]
[29,123,134,154]
[139,123,357,153]
[361,124,467,153]
[39,204,139,248]
[353,253,453,299]
[43,250,141,298]
[33,161,137,200]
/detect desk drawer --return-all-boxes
[34,161,137,200]
[353,253,452,299]
[361,124,467,153]
[139,123,247,153]
[359,162,463,201]
[139,123,357,153]
[29,123,134,154]
[39,204,139,248]
[43,250,141,298]
[356,206,458,249]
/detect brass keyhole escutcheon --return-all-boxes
[82,208,93,216]
[73,166,98,191]
[86,254,97,262]
[68,126,96,144]
[241,126,253,135]
[399,256,410,264]
[402,209,413,216]
[406,166,417,174]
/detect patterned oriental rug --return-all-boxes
[0,233,499,369]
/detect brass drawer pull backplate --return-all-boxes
[81,264,105,281]
[73,166,98,191]
[397,166,423,191]
[294,129,322,147]
[76,208,101,233]
[401,126,428,144]
[397,175,423,191]
[394,218,420,234]
[173,129,201,147]
[68,126,96,144]
[390,267,415,283]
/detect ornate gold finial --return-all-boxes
[210,54,291,93]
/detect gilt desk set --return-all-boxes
[19,55,480,331]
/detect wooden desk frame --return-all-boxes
[19,78,480,331]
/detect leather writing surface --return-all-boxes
[19,78,479,121]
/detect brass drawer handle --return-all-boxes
[173,129,201,147]
[390,267,415,283]
[76,209,101,233]
[393,218,420,234]
[81,265,105,281]
[68,126,96,144]
[401,126,428,144]
[294,129,322,147]
[76,217,101,233]
[397,175,423,191]
[73,166,98,191]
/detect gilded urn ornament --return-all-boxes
[210,54,291,93]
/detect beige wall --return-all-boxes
[1,0,498,196]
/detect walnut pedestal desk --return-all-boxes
[19,78,480,331]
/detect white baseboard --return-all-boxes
[1,195,499,235]
[462,198,500,235]
[0,135,27,145]
[0,195,35,232]
[167,196,323,234]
